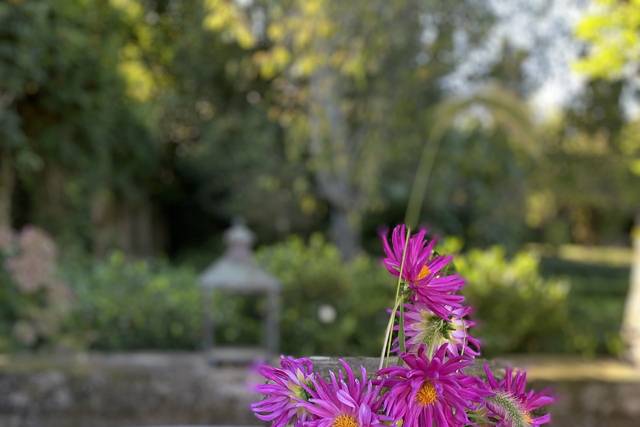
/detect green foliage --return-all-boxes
[574,0,640,185]
[456,247,570,355]
[63,252,203,350]
[257,235,394,356]
[540,255,627,356]
[1,0,636,257]
[574,0,640,79]
[427,129,531,247]
[405,85,538,233]
[0,0,635,358]
[1,232,624,357]
[0,0,157,241]
[58,237,393,355]
[525,79,640,245]
[258,237,579,357]
[60,251,267,351]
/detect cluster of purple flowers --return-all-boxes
[252,224,554,426]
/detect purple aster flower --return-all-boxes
[482,364,554,427]
[302,360,386,427]
[251,356,315,426]
[381,224,465,319]
[395,303,480,359]
[410,264,466,320]
[444,306,481,358]
[380,344,485,427]
[380,225,436,284]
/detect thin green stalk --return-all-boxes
[398,294,406,354]
[384,300,398,366]
[379,227,411,370]
[379,292,400,369]
[404,135,444,229]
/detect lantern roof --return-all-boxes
[199,221,280,293]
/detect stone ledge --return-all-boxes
[492,355,640,382]
[0,352,260,427]
[0,353,639,427]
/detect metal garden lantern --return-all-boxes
[199,221,281,363]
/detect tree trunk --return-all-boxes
[92,189,164,257]
[308,67,363,260]
[0,147,14,229]
[622,211,640,365]
[91,189,119,257]
[30,164,69,237]
[329,206,361,261]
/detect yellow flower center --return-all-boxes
[523,411,533,425]
[417,265,431,280]
[416,381,438,406]
[333,414,358,427]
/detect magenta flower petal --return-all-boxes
[380,225,436,284]
[379,345,486,427]
[381,224,465,319]
[302,360,386,427]
[482,363,554,426]
[394,303,481,359]
[251,356,315,426]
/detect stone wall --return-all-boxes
[498,356,640,427]
[0,353,639,426]
[0,353,259,427]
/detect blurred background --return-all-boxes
[1,0,640,425]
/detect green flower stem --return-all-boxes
[399,295,406,354]
[379,297,400,369]
[379,227,411,370]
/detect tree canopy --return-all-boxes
[0,0,637,259]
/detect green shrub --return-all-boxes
[64,252,203,350]
[540,256,627,356]
[456,247,570,355]
[257,234,394,356]
[1,231,591,357]
[259,237,573,357]
[61,236,395,355]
